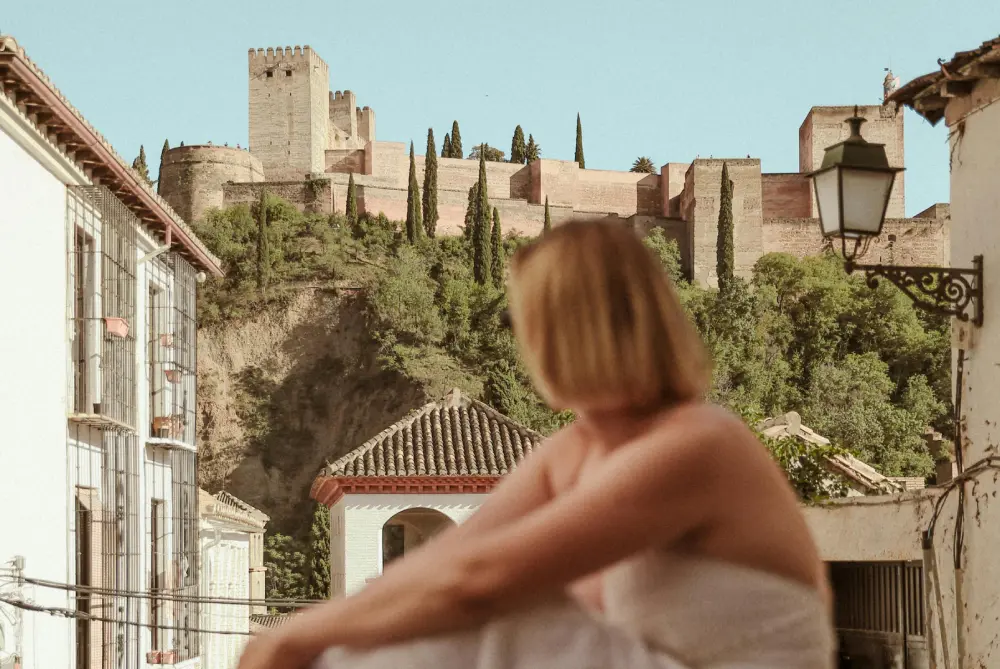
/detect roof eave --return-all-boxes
[0,46,224,277]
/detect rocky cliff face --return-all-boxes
[196,288,428,533]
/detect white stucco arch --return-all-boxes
[330,493,489,597]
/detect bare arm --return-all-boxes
[263,413,719,658]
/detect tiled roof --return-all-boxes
[249,614,294,634]
[888,35,1000,125]
[199,489,269,530]
[324,388,544,478]
[0,34,222,275]
[757,412,903,495]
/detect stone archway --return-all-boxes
[381,508,456,568]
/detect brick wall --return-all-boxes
[762,173,811,218]
[799,105,905,218]
[761,217,949,266]
[159,146,265,224]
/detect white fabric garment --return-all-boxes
[313,550,835,669]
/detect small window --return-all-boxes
[285,70,292,77]
[266,71,274,78]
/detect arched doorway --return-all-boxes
[381,508,456,567]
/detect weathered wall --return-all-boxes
[761,217,949,266]
[684,159,763,285]
[159,145,265,223]
[223,179,333,215]
[329,90,358,148]
[325,148,365,174]
[661,163,688,218]
[248,46,329,181]
[799,104,905,218]
[944,78,1000,668]
[761,173,811,218]
[199,527,251,669]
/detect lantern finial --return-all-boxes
[846,106,867,143]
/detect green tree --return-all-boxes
[473,153,492,285]
[525,134,540,163]
[423,129,439,237]
[543,196,551,233]
[256,189,270,294]
[463,184,477,241]
[306,503,331,600]
[490,207,504,289]
[132,145,151,184]
[575,113,585,169]
[346,173,358,231]
[157,140,170,193]
[469,143,505,162]
[405,141,423,243]
[716,162,735,294]
[642,228,683,285]
[631,156,656,173]
[263,534,306,613]
[451,120,463,159]
[442,133,452,159]
[510,126,526,164]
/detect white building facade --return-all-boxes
[0,34,222,669]
[311,389,542,597]
[199,491,267,669]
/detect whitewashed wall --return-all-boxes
[0,96,83,669]
[333,493,488,596]
[200,523,252,669]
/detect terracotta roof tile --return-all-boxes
[325,388,544,478]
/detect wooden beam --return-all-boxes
[942,80,975,98]
[968,62,1000,79]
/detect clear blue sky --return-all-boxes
[5,0,999,216]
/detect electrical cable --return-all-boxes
[3,575,323,607]
[0,595,257,637]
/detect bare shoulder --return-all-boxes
[650,403,755,457]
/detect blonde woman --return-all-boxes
[238,219,835,669]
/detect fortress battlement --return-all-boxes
[248,45,328,72]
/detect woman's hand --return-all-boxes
[237,629,316,669]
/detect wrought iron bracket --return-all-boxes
[844,255,984,326]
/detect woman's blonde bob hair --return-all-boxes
[508,218,710,413]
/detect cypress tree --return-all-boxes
[490,207,504,289]
[346,173,358,228]
[716,162,735,294]
[255,189,270,294]
[157,140,170,193]
[423,128,438,237]
[472,152,491,285]
[525,134,539,163]
[463,184,477,240]
[451,121,463,159]
[543,196,551,233]
[442,133,452,159]
[510,126,526,165]
[405,141,422,243]
[306,503,331,600]
[161,139,170,160]
[575,113,585,169]
[132,145,151,184]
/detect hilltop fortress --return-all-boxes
[159,45,949,284]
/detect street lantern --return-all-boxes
[807,107,984,326]
[809,109,904,240]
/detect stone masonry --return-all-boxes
[159,44,949,284]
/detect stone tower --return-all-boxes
[248,46,329,181]
[798,104,905,218]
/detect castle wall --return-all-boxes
[223,179,333,216]
[762,217,949,267]
[248,46,329,181]
[661,163,689,218]
[799,104,905,218]
[159,145,265,223]
[326,149,365,174]
[329,90,358,143]
[761,173,811,218]
[357,107,375,145]
[684,159,764,286]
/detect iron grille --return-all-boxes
[67,186,138,431]
[829,561,925,638]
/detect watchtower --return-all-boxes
[248,46,329,181]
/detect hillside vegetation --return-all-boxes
[193,194,951,539]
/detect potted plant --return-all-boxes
[152,416,174,439]
[103,317,129,338]
[164,369,182,384]
[159,333,174,347]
